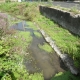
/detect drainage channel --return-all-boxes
[11,21,67,80]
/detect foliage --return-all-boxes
[0,2,38,21]
[0,7,44,79]
[26,21,38,30]
[51,71,80,80]
[0,3,24,15]
[36,15,80,67]
[70,6,79,14]
[8,15,21,27]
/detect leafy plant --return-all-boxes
[0,2,80,79]
[51,71,80,80]
[36,15,80,67]
[0,29,4,39]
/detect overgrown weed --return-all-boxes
[0,2,80,79]
[36,15,80,67]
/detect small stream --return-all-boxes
[11,21,67,80]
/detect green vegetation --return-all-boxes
[38,43,53,53]
[36,15,80,67]
[70,6,79,14]
[26,21,38,30]
[8,15,21,27]
[0,2,80,80]
[51,71,80,80]
[5,0,11,3]
[0,28,44,80]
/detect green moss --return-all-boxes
[38,43,53,53]
[51,71,80,80]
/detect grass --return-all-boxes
[69,6,79,14]
[38,43,53,53]
[0,29,44,80]
[0,10,43,79]
[14,31,32,49]
[26,21,38,30]
[0,2,80,80]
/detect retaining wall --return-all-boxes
[39,6,80,36]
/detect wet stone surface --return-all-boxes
[11,21,67,80]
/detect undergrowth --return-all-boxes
[0,11,43,79]
[0,2,38,21]
[51,71,80,80]
[0,2,80,67]
[0,2,80,80]
[34,31,42,38]
[36,15,80,67]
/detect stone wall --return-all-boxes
[39,6,80,36]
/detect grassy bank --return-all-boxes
[0,2,80,80]
[0,11,44,79]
